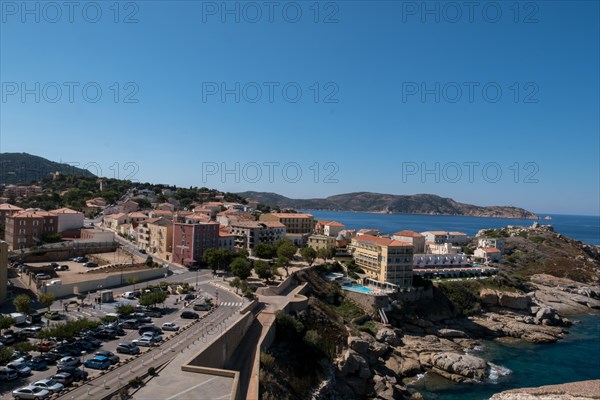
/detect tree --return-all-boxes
[127,276,140,290]
[318,247,333,260]
[300,246,317,265]
[115,304,135,315]
[39,293,56,312]
[203,248,234,271]
[231,258,252,281]
[139,291,168,308]
[254,243,275,259]
[0,315,15,334]
[229,277,241,294]
[13,294,31,315]
[254,261,273,282]
[276,239,296,260]
[275,256,289,277]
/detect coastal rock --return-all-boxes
[490,379,600,400]
[376,327,403,346]
[437,328,468,339]
[499,292,531,310]
[348,336,371,355]
[428,352,488,382]
[337,349,366,376]
[480,289,500,306]
[400,358,422,376]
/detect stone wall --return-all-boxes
[343,290,390,313]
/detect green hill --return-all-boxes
[0,152,95,185]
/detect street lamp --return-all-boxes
[81,351,86,373]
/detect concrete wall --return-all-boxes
[255,273,294,296]
[19,244,117,263]
[186,311,255,370]
[343,290,389,313]
[391,286,434,302]
[33,267,168,298]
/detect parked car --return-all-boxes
[83,355,111,370]
[84,262,98,268]
[21,326,42,337]
[74,340,95,352]
[55,366,88,381]
[54,265,69,271]
[142,331,162,342]
[161,322,180,331]
[184,293,195,301]
[11,385,50,399]
[57,356,80,368]
[26,312,43,324]
[51,372,74,387]
[122,291,136,299]
[25,357,47,371]
[132,337,154,347]
[6,360,32,377]
[116,342,140,355]
[36,273,52,280]
[0,334,16,345]
[44,311,60,320]
[193,303,212,311]
[94,350,120,364]
[37,340,57,352]
[180,311,199,319]
[39,352,61,365]
[138,324,162,336]
[120,319,141,330]
[144,308,163,318]
[32,378,64,393]
[131,313,151,323]
[0,367,18,381]
[80,336,102,347]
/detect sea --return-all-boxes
[303,211,600,399]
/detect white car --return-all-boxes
[33,378,64,393]
[142,332,162,342]
[132,337,154,347]
[12,385,50,399]
[161,322,179,331]
[57,356,80,368]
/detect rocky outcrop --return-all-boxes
[530,275,600,315]
[480,289,531,310]
[376,327,403,346]
[490,379,600,400]
[428,352,488,382]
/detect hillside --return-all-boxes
[238,191,539,219]
[0,152,94,184]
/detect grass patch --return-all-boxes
[357,320,378,336]
[334,299,364,320]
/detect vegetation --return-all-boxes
[115,304,136,315]
[38,318,101,340]
[300,247,317,265]
[254,260,274,282]
[0,347,14,365]
[13,294,32,315]
[254,243,276,259]
[38,293,56,312]
[0,315,15,333]
[231,258,252,280]
[437,281,481,316]
[334,299,364,321]
[203,248,235,271]
[138,291,168,308]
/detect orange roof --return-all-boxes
[449,231,467,235]
[128,212,147,218]
[0,204,23,211]
[325,221,344,227]
[51,207,81,214]
[354,234,412,247]
[10,211,44,219]
[219,231,235,238]
[422,231,448,235]
[394,230,423,237]
[109,213,127,219]
[482,247,501,253]
[270,213,313,218]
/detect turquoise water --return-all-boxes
[410,313,600,399]
[342,285,374,294]
[303,211,600,245]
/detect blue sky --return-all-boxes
[1,1,598,215]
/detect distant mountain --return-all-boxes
[0,152,95,185]
[238,191,539,219]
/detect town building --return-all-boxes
[0,241,7,304]
[229,221,286,254]
[4,210,58,250]
[0,204,23,227]
[148,218,174,260]
[427,243,459,255]
[148,210,174,220]
[80,228,115,243]
[307,234,337,251]
[421,231,449,244]
[356,228,380,237]
[51,208,84,233]
[392,230,426,253]
[477,238,505,252]
[172,221,220,266]
[3,184,42,198]
[349,234,414,287]
[259,213,315,234]
[413,253,469,268]
[218,228,235,252]
[474,247,502,262]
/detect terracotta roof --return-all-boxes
[219,231,235,237]
[51,207,81,214]
[449,231,467,235]
[128,212,148,218]
[325,221,344,227]
[393,230,423,238]
[187,213,211,221]
[354,234,412,247]
[422,231,449,235]
[10,211,44,219]
[482,247,501,253]
[269,213,313,218]
[0,204,23,211]
[108,213,127,220]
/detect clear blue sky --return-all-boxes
[1,1,598,215]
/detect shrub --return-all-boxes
[260,352,275,371]
[147,367,156,376]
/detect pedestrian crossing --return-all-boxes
[219,302,244,307]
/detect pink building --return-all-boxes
[172,221,219,266]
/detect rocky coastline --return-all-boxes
[490,380,600,400]
[312,274,600,400]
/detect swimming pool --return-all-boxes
[342,285,374,294]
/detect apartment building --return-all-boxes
[172,221,219,266]
[3,185,42,198]
[51,207,84,233]
[259,213,315,234]
[392,230,426,253]
[0,204,23,227]
[229,221,286,254]
[0,241,8,304]
[4,210,58,250]
[218,228,235,252]
[349,234,414,287]
[307,234,336,251]
[421,231,469,245]
[148,218,174,260]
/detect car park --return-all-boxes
[33,378,64,393]
[83,355,111,370]
[180,311,199,319]
[55,366,88,381]
[11,385,50,399]
[7,360,32,377]
[116,342,140,355]
[94,350,120,364]
[57,356,80,368]
[0,367,18,381]
[161,322,179,331]
[132,337,154,347]
[51,372,74,387]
